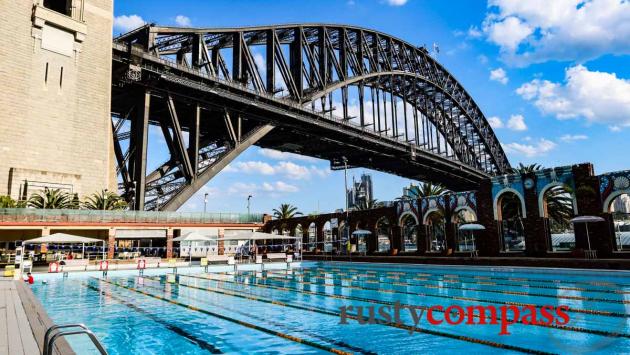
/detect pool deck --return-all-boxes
[0,280,74,355]
[0,280,39,355]
[305,254,630,270]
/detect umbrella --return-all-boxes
[458,224,485,252]
[25,233,106,261]
[172,232,214,242]
[458,224,486,231]
[173,232,215,263]
[570,216,605,252]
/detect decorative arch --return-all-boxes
[423,208,443,224]
[538,182,579,217]
[399,211,419,226]
[603,190,630,213]
[451,206,477,222]
[493,188,527,220]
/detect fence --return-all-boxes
[0,209,264,224]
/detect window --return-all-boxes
[43,0,72,16]
[59,66,64,88]
[44,63,49,84]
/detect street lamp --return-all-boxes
[247,195,253,216]
[204,193,208,213]
[342,156,350,255]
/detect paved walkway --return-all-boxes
[0,281,39,355]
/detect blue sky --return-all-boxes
[113,0,630,215]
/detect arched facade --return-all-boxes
[400,213,418,252]
[375,216,391,253]
[493,188,527,220]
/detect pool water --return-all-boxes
[31,262,630,354]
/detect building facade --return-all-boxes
[0,0,117,201]
[347,173,373,209]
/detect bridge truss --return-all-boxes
[111,24,510,211]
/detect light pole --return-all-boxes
[204,193,208,213]
[247,195,253,216]
[342,156,350,255]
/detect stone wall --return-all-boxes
[0,0,116,200]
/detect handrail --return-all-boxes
[43,323,108,355]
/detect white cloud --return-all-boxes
[507,114,527,131]
[386,0,408,6]
[502,138,556,157]
[482,0,630,65]
[113,15,146,33]
[516,65,630,127]
[231,161,275,175]
[560,134,588,142]
[174,15,191,27]
[487,116,504,129]
[258,148,318,162]
[485,16,533,52]
[477,54,489,64]
[228,181,298,196]
[467,26,483,38]
[224,160,329,180]
[489,68,509,84]
[274,181,299,193]
[609,125,622,132]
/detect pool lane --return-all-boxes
[189,270,630,339]
[175,270,629,354]
[95,277,355,354]
[140,275,539,354]
[30,263,630,354]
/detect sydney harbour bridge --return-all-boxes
[111,24,511,211]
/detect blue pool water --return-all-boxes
[31,262,630,354]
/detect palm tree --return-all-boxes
[511,163,574,227]
[545,185,575,230]
[353,199,381,211]
[27,188,75,209]
[399,182,448,200]
[0,195,16,208]
[511,163,543,174]
[83,190,128,210]
[272,203,302,220]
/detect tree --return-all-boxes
[0,195,16,208]
[352,199,381,211]
[511,163,543,174]
[399,182,448,200]
[544,185,575,230]
[272,203,302,220]
[511,163,574,228]
[27,188,75,209]
[83,190,128,210]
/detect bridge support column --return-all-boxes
[131,90,150,210]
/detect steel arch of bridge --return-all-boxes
[112,24,510,211]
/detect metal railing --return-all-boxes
[44,324,107,355]
[0,209,264,224]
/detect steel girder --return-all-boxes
[113,24,511,210]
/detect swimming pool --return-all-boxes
[30,262,630,354]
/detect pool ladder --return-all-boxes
[43,323,108,355]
